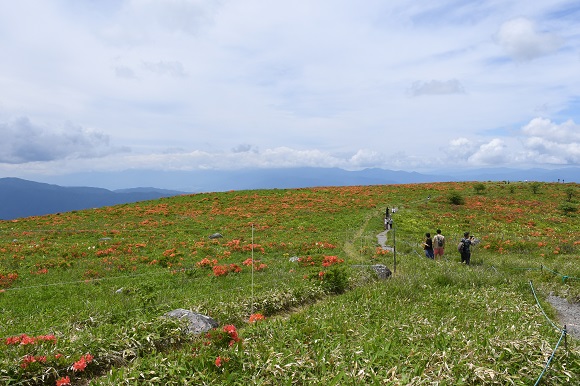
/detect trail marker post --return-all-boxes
[393,222,396,275]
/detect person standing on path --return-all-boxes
[433,229,445,260]
[460,231,474,265]
[424,232,434,259]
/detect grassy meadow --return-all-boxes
[0,181,579,385]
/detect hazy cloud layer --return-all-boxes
[0,118,128,164]
[0,0,579,182]
[411,79,465,96]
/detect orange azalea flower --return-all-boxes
[249,313,265,323]
[20,334,36,345]
[223,324,240,345]
[321,255,344,267]
[73,358,87,371]
[196,258,215,267]
[20,355,36,369]
[72,353,93,372]
[83,353,94,363]
[212,265,229,276]
[56,376,71,386]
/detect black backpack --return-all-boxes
[436,236,443,247]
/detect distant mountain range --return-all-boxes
[0,178,184,220]
[1,166,578,220]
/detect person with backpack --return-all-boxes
[423,232,434,259]
[433,229,445,260]
[459,231,474,265]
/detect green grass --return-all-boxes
[1,182,579,385]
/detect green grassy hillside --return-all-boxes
[1,182,579,385]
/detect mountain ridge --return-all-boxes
[0,178,184,220]
[1,166,578,220]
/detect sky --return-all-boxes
[1,0,580,185]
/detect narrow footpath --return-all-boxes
[376,229,394,253]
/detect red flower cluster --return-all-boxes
[374,247,389,256]
[255,263,267,271]
[196,258,218,267]
[72,353,94,372]
[20,354,47,369]
[0,272,18,288]
[95,247,116,256]
[321,255,344,267]
[224,239,241,250]
[223,325,240,346]
[315,242,336,249]
[212,264,242,277]
[248,313,265,323]
[215,356,230,367]
[55,376,71,386]
[298,256,316,266]
[205,324,242,348]
[242,258,268,271]
[163,248,177,257]
[5,334,57,346]
[242,243,265,253]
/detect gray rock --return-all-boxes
[352,264,392,280]
[208,233,223,239]
[164,309,218,335]
[371,264,392,280]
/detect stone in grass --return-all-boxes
[208,233,223,239]
[371,264,392,280]
[165,309,218,335]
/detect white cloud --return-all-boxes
[441,117,580,167]
[349,149,385,167]
[444,138,479,163]
[521,118,580,163]
[496,17,562,61]
[468,139,511,165]
[521,117,580,143]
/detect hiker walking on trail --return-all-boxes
[423,232,434,259]
[433,229,445,260]
[459,232,474,265]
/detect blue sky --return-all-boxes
[0,0,579,184]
